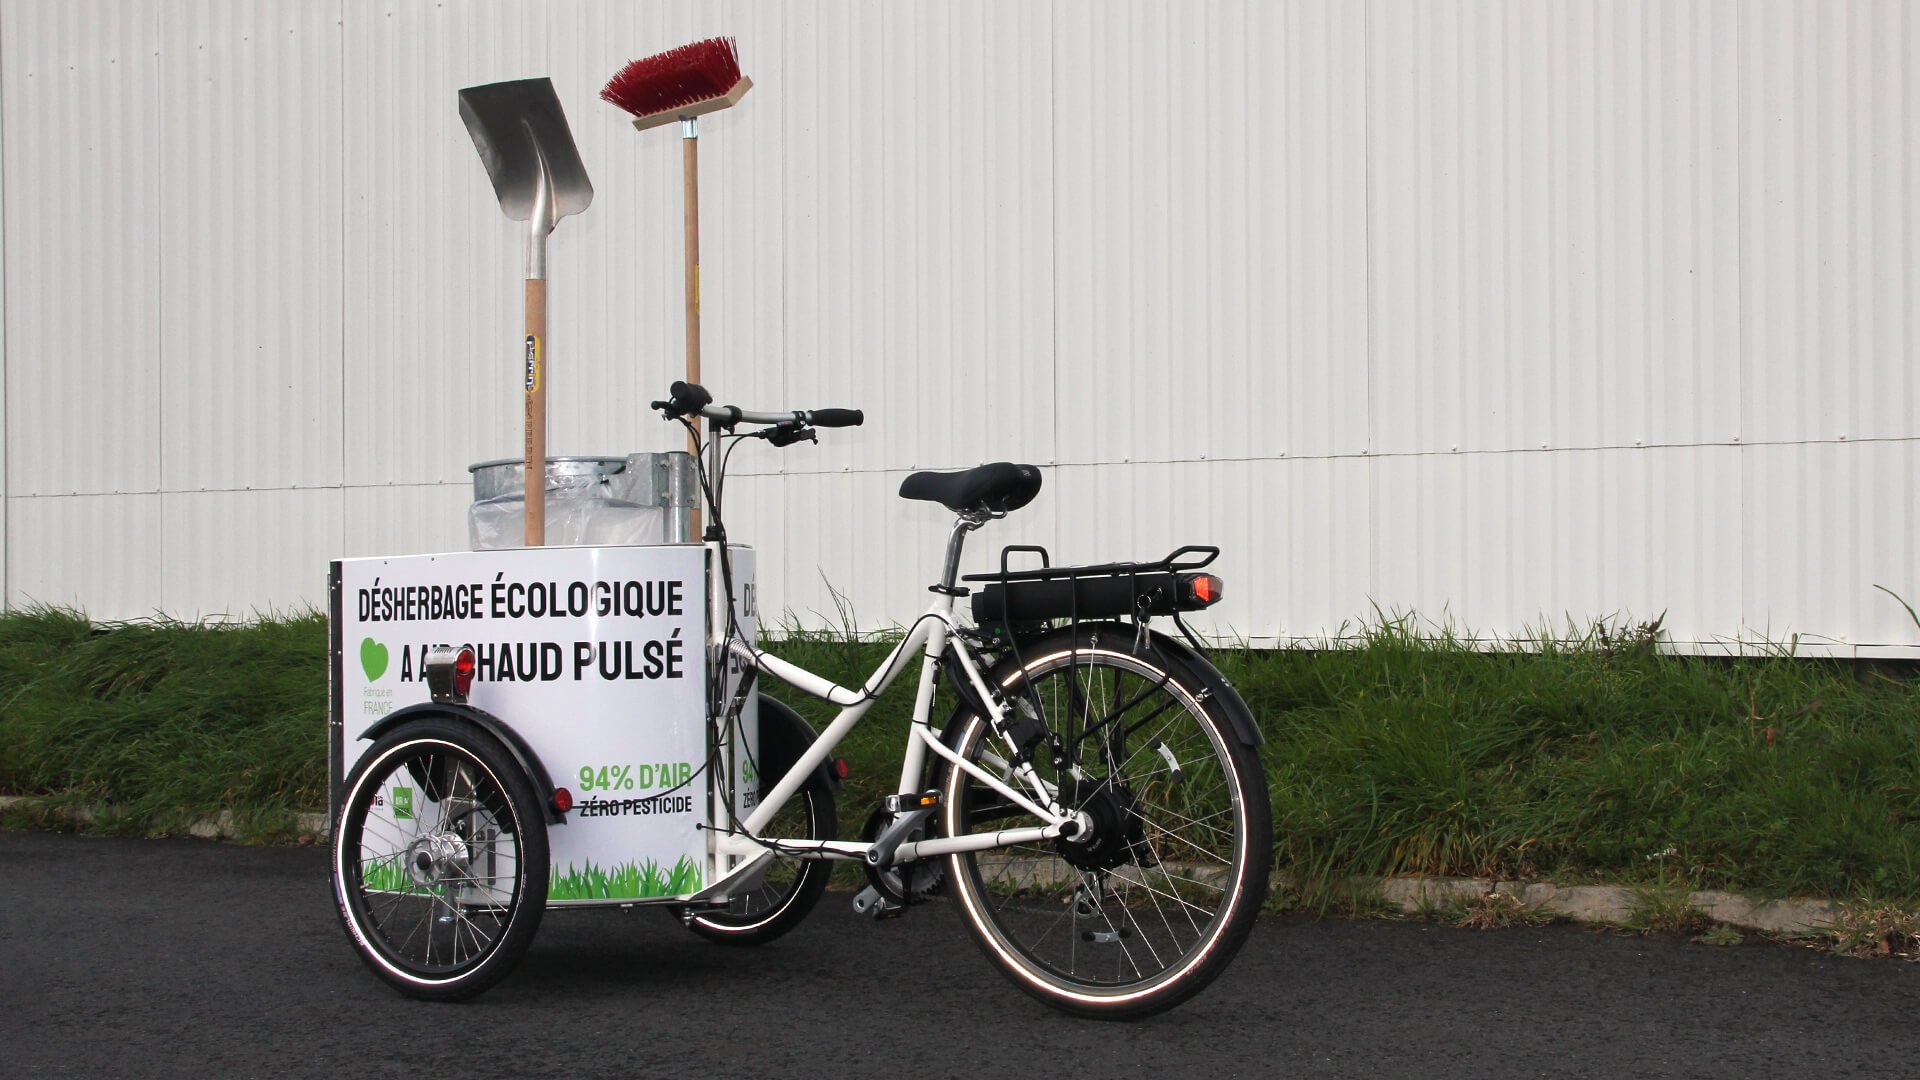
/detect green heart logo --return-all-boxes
[360,638,389,682]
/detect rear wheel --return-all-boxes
[332,717,548,1001]
[941,627,1270,1019]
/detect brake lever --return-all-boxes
[762,423,818,448]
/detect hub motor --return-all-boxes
[1054,779,1149,871]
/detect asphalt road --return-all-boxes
[1,831,1914,1079]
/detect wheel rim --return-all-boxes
[337,738,526,984]
[945,646,1250,1003]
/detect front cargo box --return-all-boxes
[328,544,756,906]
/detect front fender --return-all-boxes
[758,694,843,793]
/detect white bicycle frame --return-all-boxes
[661,395,1086,905]
[704,523,1080,881]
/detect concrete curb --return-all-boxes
[0,797,330,842]
[0,796,1851,935]
[1372,876,1842,936]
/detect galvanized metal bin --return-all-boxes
[468,453,698,549]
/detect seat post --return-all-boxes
[939,514,986,592]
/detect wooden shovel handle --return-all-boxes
[525,278,547,547]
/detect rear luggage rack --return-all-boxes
[965,545,1222,637]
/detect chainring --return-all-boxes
[860,808,946,905]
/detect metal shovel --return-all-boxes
[459,77,594,546]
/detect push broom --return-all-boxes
[601,37,752,539]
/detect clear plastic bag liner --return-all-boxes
[467,453,696,549]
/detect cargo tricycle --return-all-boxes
[328,382,1272,1019]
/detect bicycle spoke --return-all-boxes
[1090,875,1157,977]
[1123,865,1217,926]
[1128,810,1235,866]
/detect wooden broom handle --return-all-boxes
[525,278,547,547]
[683,131,703,538]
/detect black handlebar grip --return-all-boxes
[808,408,864,428]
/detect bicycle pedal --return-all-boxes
[881,790,940,814]
[851,885,904,920]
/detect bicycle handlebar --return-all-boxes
[651,381,863,429]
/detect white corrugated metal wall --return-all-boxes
[0,1,1915,655]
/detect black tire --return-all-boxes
[332,717,549,1001]
[679,696,837,945]
[941,626,1271,1020]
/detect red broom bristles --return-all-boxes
[601,37,742,119]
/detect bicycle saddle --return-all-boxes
[899,462,1043,514]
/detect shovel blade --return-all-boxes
[459,77,594,223]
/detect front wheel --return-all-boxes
[676,695,837,944]
[332,716,549,1001]
[681,768,836,944]
[941,627,1271,1019]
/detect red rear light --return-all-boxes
[453,647,477,698]
[424,645,473,704]
[1182,573,1224,607]
[833,758,850,780]
[551,787,574,814]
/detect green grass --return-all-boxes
[1227,616,1920,904]
[0,607,326,841]
[3,607,1920,903]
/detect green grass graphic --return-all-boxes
[549,856,702,901]
[360,853,411,892]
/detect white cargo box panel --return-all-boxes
[328,544,757,907]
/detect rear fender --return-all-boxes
[978,622,1266,749]
[1137,629,1266,748]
